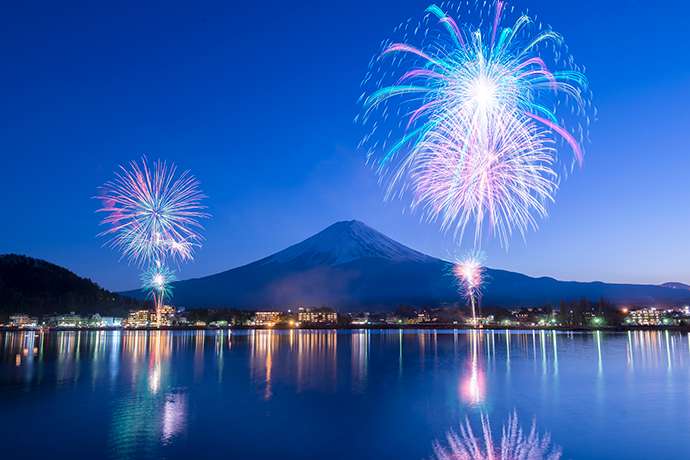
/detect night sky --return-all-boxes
[2,0,689,291]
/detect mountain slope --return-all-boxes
[661,282,690,291]
[0,254,140,316]
[124,220,690,311]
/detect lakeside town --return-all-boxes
[3,303,690,331]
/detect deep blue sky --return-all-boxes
[2,1,689,291]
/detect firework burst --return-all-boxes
[140,263,176,302]
[96,157,209,266]
[433,412,562,460]
[96,157,209,325]
[454,254,485,323]
[412,113,557,243]
[359,0,592,247]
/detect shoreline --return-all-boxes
[2,324,689,333]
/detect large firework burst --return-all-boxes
[96,157,209,266]
[413,112,557,243]
[359,1,592,247]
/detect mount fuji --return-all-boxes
[123,220,690,311]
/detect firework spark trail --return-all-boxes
[96,157,209,266]
[359,0,592,248]
[454,254,485,323]
[139,263,177,324]
[140,263,176,303]
[433,412,562,460]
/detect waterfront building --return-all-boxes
[511,308,558,326]
[102,316,123,327]
[253,311,281,326]
[350,313,370,325]
[416,312,432,324]
[45,312,85,328]
[158,305,177,326]
[464,315,494,326]
[8,314,38,328]
[88,315,123,328]
[297,307,337,324]
[125,310,152,328]
[88,314,103,327]
[209,320,228,327]
[628,307,663,326]
[383,313,404,325]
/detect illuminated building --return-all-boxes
[297,307,338,325]
[209,320,229,327]
[628,308,663,326]
[350,313,370,325]
[88,314,123,328]
[125,310,152,328]
[511,310,534,324]
[44,312,85,328]
[157,305,177,326]
[464,315,493,326]
[416,312,431,324]
[510,308,558,326]
[101,316,123,327]
[8,314,38,328]
[253,311,281,327]
[475,315,495,326]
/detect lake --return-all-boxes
[1,329,689,459]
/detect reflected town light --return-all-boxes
[460,332,486,406]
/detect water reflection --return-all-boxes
[296,330,338,392]
[3,329,690,459]
[162,391,187,444]
[5,329,690,389]
[352,330,368,392]
[250,330,275,399]
[460,331,486,407]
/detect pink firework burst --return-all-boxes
[96,157,209,266]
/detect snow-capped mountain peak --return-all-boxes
[264,220,432,266]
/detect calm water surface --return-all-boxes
[1,329,689,459]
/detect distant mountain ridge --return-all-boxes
[123,220,690,311]
[0,254,140,316]
[661,282,690,291]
